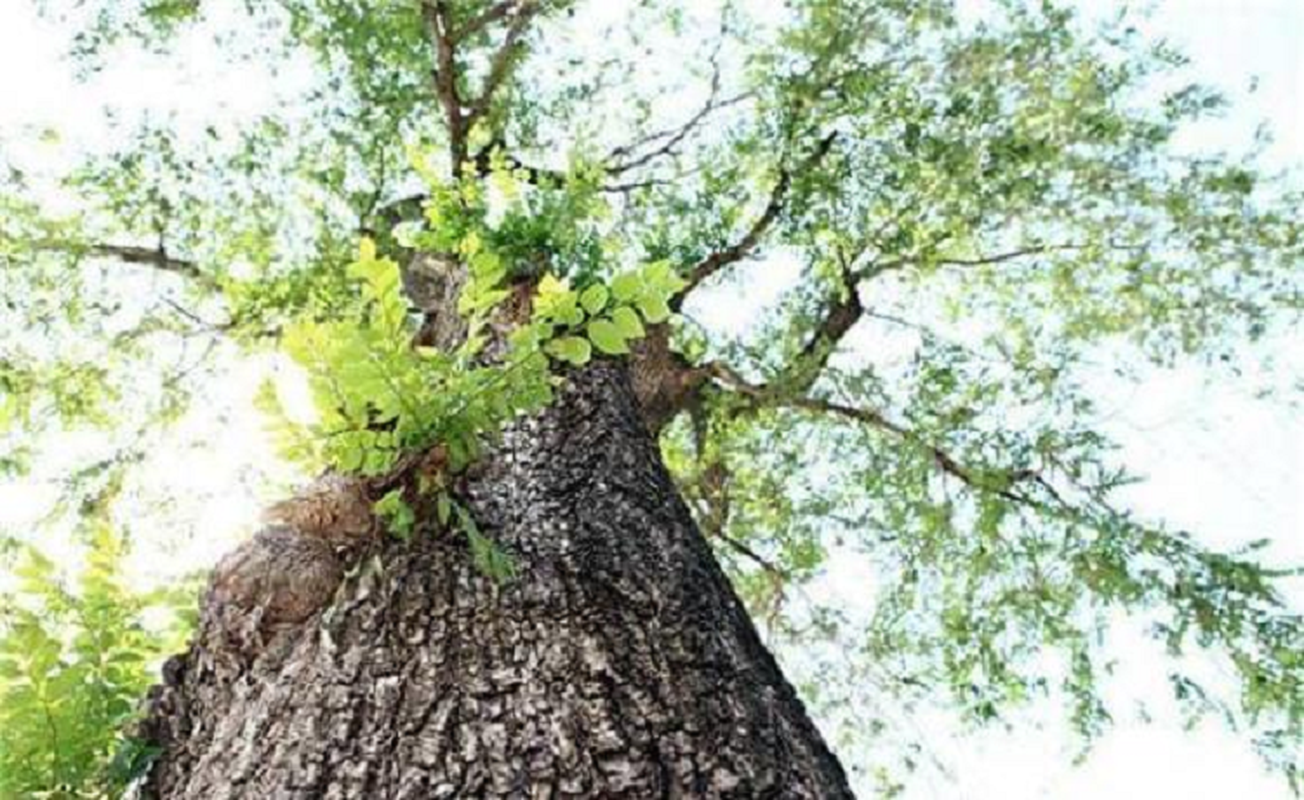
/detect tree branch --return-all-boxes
[858,241,1135,280]
[605,90,755,177]
[600,175,681,194]
[454,0,521,39]
[422,1,468,169]
[712,529,790,583]
[157,296,234,334]
[606,9,751,177]
[704,362,1044,508]
[720,239,1141,409]
[420,0,544,173]
[90,243,208,283]
[673,131,839,309]
[463,1,540,135]
[784,249,865,391]
[32,240,218,290]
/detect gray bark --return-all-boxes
[141,361,854,798]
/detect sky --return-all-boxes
[0,1,1301,798]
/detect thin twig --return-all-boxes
[606,8,748,175]
[673,131,839,308]
[454,0,521,39]
[464,2,541,134]
[858,241,1141,280]
[704,361,1050,508]
[32,240,217,290]
[606,92,754,177]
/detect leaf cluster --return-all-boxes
[0,525,192,798]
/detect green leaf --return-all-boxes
[436,492,453,526]
[610,305,646,340]
[458,286,510,315]
[545,335,592,366]
[468,250,504,280]
[587,319,631,355]
[643,260,686,295]
[610,270,643,302]
[534,273,581,324]
[454,503,515,583]
[579,283,609,315]
[636,294,672,324]
[536,272,568,297]
[374,489,415,539]
[557,303,585,327]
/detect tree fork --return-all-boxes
[140,361,853,799]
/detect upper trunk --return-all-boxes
[141,361,853,798]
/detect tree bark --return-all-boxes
[141,361,853,798]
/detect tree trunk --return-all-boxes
[141,361,853,798]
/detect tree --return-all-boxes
[1,0,1301,796]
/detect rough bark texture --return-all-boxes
[628,323,710,437]
[142,361,853,799]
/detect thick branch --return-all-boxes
[422,1,468,169]
[673,131,838,308]
[89,244,207,283]
[785,253,865,392]
[621,241,862,436]
[421,1,543,173]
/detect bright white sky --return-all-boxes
[0,1,1301,798]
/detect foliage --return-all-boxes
[0,524,193,798]
[258,166,683,478]
[2,0,1303,794]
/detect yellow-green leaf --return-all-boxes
[610,271,642,302]
[587,319,631,355]
[545,335,593,365]
[610,305,645,339]
[580,284,609,315]
[636,294,672,324]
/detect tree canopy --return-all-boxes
[1,0,1301,796]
